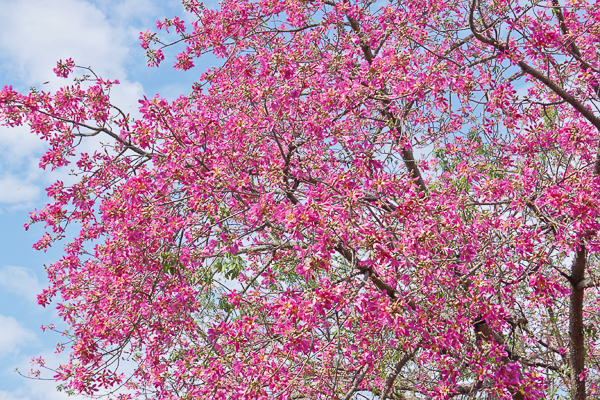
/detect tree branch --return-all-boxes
[570,245,587,400]
[380,344,421,400]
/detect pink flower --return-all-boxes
[53,58,75,78]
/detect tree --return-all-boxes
[2,0,600,397]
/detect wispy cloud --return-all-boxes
[0,0,127,85]
[0,390,30,400]
[0,177,40,206]
[0,315,36,357]
[0,266,43,304]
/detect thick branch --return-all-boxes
[334,244,398,299]
[570,246,587,400]
[342,368,366,400]
[516,61,600,134]
[380,344,420,400]
[346,15,428,194]
[576,278,598,290]
[473,317,525,400]
[30,108,152,158]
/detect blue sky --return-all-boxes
[0,1,216,398]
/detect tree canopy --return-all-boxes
[3,0,600,398]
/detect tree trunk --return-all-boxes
[570,246,587,400]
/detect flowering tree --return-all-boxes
[3,0,600,398]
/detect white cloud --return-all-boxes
[0,266,43,304]
[0,390,30,400]
[0,125,45,165]
[107,80,145,116]
[0,315,35,357]
[24,381,72,400]
[0,0,127,85]
[92,0,161,24]
[0,127,45,209]
[0,176,40,205]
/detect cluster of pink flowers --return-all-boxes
[53,58,75,78]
